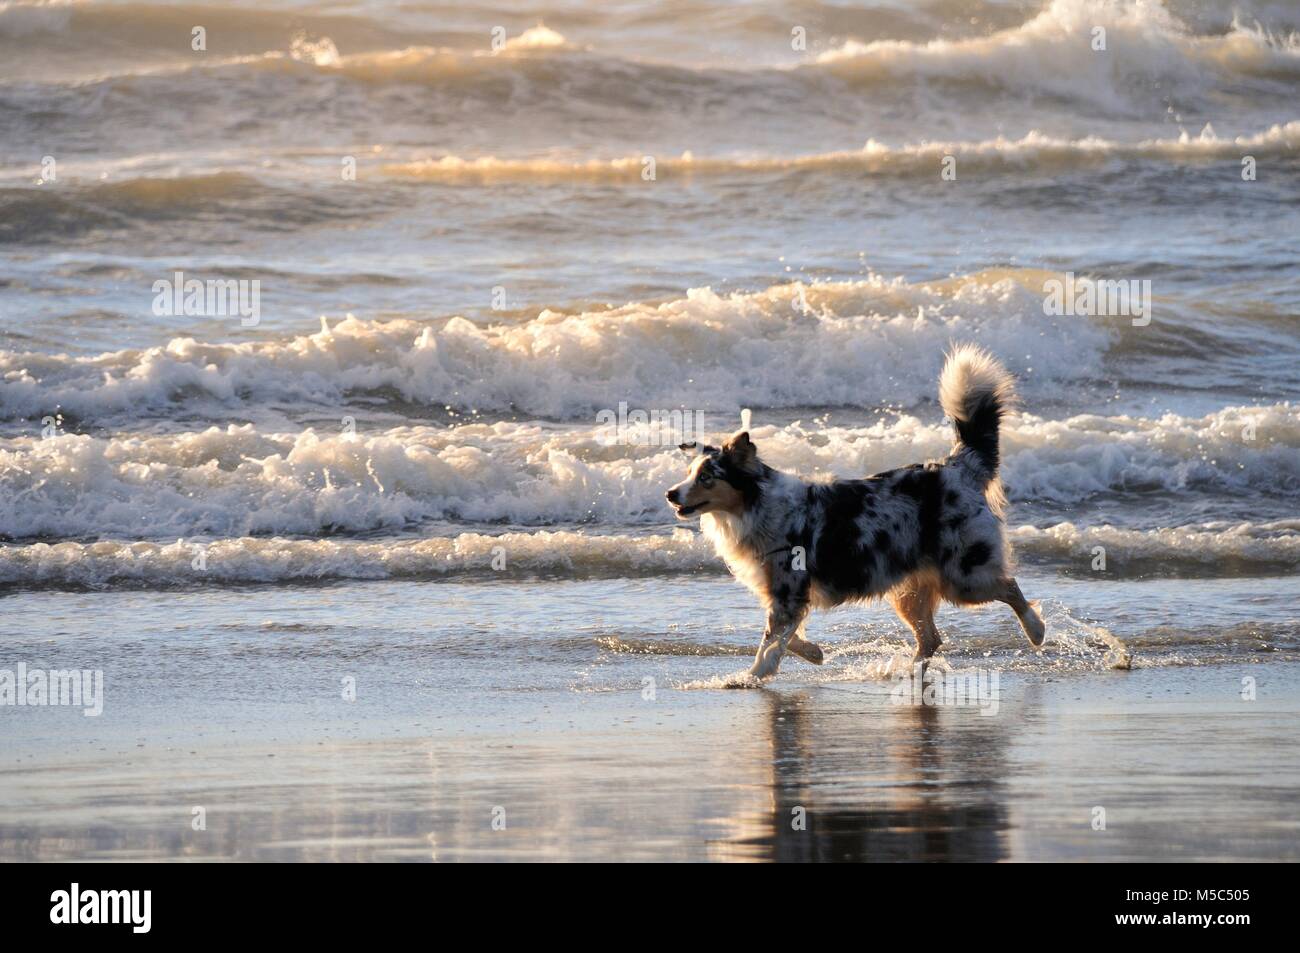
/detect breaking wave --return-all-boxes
[0,529,710,589]
[813,0,1300,111]
[0,404,1295,539]
[1,518,1296,590]
[7,0,1298,125]
[0,271,1114,425]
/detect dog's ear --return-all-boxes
[722,430,757,467]
[679,442,719,457]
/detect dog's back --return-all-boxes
[808,344,1017,605]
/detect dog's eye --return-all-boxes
[697,473,714,488]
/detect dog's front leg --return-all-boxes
[750,606,807,680]
[749,548,812,680]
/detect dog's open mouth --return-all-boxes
[671,503,702,518]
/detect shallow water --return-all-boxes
[4,657,1298,861]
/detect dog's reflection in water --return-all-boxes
[710,689,1011,862]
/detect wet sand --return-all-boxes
[3,664,1296,862]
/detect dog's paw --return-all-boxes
[1024,599,1046,648]
[787,638,824,665]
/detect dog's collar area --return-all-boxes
[762,546,792,562]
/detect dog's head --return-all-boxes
[665,431,761,520]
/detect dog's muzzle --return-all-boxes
[665,488,700,518]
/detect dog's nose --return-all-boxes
[666,488,679,504]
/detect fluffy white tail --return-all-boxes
[938,344,1017,481]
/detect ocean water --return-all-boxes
[2,0,1298,719]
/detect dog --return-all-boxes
[665,343,1044,680]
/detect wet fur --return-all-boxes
[666,344,1045,680]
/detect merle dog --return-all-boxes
[666,344,1044,680]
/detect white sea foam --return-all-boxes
[1009,519,1300,571]
[0,271,1112,425]
[503,24,569,51]
[0,404,1294,540]
[0,529,713,589]
[814,0,1300,110]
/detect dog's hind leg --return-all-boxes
[999,577,1045,648]
[889,571,942,675]
[944,575,1046,649]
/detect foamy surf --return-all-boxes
[9,266,1292,430]
[0,530,712,589]
[814,0,1300,110]
[1009,520,1300,575]
[1,517,1296,589]
[0,271,1115,425]
[1,403,1294,538]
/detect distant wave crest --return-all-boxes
[384,122,1300,182]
